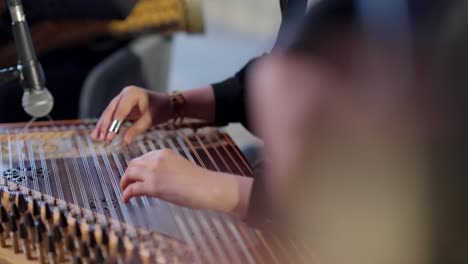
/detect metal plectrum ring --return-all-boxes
[109,119,123,134]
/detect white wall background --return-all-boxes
[168,0,281,90]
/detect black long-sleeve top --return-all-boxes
[212,0,309,128]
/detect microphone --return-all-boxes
[7,0,54,118]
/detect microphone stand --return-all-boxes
[0,66,20,87]
[0,0,54,118]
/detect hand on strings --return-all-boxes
[91,86,172,144]
[120,149,243,213]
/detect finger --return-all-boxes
[94,96,120,140]
[106,94,143,141]
[92,96,120,141]
[122,182,149,203]
[127,108,141,121]
[120,165,144,190]
[123,113,151,145]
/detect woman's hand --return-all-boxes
[91,86,172,144]
[120,149,249,214]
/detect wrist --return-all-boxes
[167,90,186,124]
[148,91,171,124]
[179,86,216,122]
[206,171,240,213]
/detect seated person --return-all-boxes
[92,0,451,236]
[92,0,315,218]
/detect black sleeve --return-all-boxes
[210,0,302,128]
[212,58,259,128]
[21,0,138,20]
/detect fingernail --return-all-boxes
[106,133,114,141]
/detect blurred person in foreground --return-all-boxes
[249,2,468,264]
[0,0,137,122]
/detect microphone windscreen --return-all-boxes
[22,88,54,118]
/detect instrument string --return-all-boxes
[19,117,52,194]
[60,147,80,210]
[163,132,227,263]
[175,127,246,263]
[29,127,43,195]
[211,131,282,263]
[24,136,40,194]
[255,230,281,264]
[109,151,138,229]
[64,130,92,212]
[270,231,297,263]
[146,132,209,264]
[57,125,84,210]
[144,134,196,230]
[215,133,283,262]
[47,125,66,202]
[219,132,253,175]
[121,143,160,229]
[134,135,208,260]
[104,121,148,229]
[46,148,65,201]
[70,127,107,216]
[7,131,13,184]
[35,127,53,197]
[63,128,89,214]
[89,125,133,224]
[99,146,140,237]
[197,129,261,264]
[136,137,204,261]
[80,125,120,221]
[25,127,41,193]
[204,133,264,258]
[215,132,313,263]
[135,139,163,207]
[135,137,187,236]
[127,138,165,214]
[202,131,274,264]
[0,133,3,179]
[119,145,154,229]
[13,129,27,189]
[212,132,249,176]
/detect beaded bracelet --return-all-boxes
[169,90,186,124]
